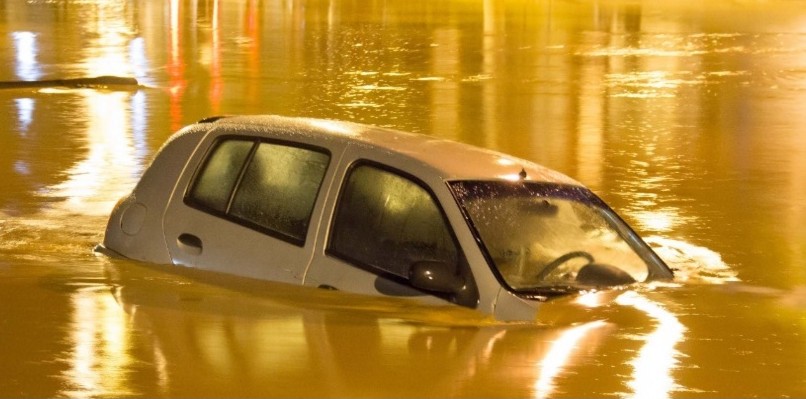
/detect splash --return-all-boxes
[644,236,738,284]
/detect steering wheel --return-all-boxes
[535,251,595,281]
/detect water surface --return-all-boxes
[1,0,806,397]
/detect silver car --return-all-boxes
[99,115,673,321]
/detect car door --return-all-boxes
[303,149,479,308]
[161,128,345,284]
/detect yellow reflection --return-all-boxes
[64,290,133,398]
[534,320,609,399]
[633,209,675,232]
[41,1,143,216]
[168,0,186,131]
[15,98,35,133]
[576,36,607,189]
[575,290,610,308]
[615,291,686,399]
[430,28,461,141]
[47,91,138,215]
[82,35,130,77]
[209,0,223,113]
[781,17,806,278]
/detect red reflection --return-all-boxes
[209,0,223,114]
[167,0,187,132]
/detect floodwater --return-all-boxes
[1,0,805,397]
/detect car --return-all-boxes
[98,115,674,321]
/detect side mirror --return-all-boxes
[409,260,464,294]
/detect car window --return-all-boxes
[189,139,253,212]
[187,137,330,245]
[449,180,670,295]
[230,143,329,242]
[328,164,459,279]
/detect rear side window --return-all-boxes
[190,140,253,212]
[187,137,330,245]
[328,164,459,278]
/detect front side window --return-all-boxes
[449,181,673,297]
[327,163,478,307]
[187,137,330,245]
[329,164,458,277]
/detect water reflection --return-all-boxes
[616,291,685,399]
[102,260,629,397]
[14,97,34,132]
[44,90,143,216]
[567,289,687,398]
[2,0,806,396]
[129,37,150,83]
[12,31,41,81]
[92,259,693,398]
[64,287,135,398]
[31,2,148,215]
[167,0,187,131]
[533,320,609,399]
[78,6,133,78]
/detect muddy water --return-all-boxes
[1,0,806,397]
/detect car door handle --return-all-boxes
[177,233,203,255]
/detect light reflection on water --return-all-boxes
[2,0,806,397]
[44,90,143,216]
[14,97,34,133]
[70,259,686,398]
[533,319,609,399]
[12,31,40,81]
[65,287,134,398]
[616,292,685,399]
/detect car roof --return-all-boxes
[201,115,581,185]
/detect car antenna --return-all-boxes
[518,168,528,180]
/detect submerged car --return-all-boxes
[99,115,673,321]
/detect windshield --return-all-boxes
[449,181,672,296]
